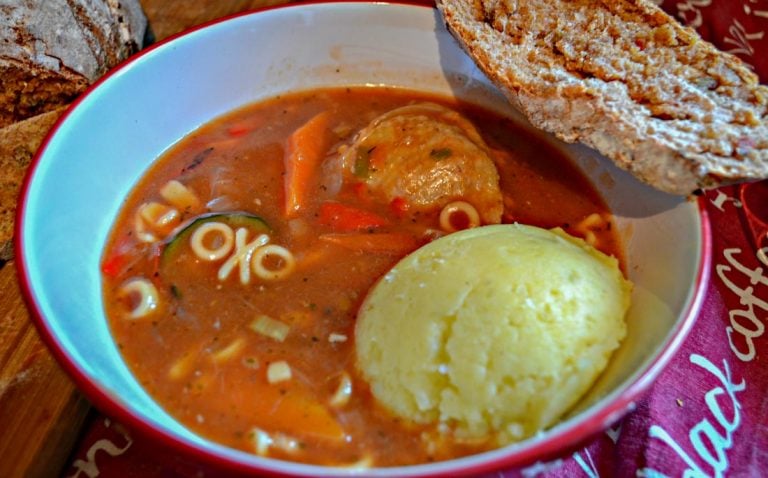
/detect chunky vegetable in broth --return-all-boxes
[102,87,622,466]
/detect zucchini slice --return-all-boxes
[160,212,271,269]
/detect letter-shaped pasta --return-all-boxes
[252,245,296,281]
[218,229,270,284]
[138,202,181,235]
[329,372,352,408]
[190,222,234,261]
[118,278,159,319]
[439,201,481,232]
[134,213,158,243]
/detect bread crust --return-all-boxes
[0,108,66,262]
[0,0,147,127]
[437,0,768,194]
[0,0,147,261]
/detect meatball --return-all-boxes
[342,103,503,224]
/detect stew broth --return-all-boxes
[103,87,621,466]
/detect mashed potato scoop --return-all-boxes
[355,224,632,444]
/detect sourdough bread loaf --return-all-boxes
[0,0,147,128]
[0,0,147,261]
[437,0,768,195]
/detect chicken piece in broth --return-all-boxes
[341,103,503,224]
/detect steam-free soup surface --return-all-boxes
[102,87,621,466]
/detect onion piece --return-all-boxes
[328,333,347,343]
[272,433,301,454]
[267,361,292,383]
[250,427,272,456]
[138,201,181,237]
[205,195,238,212]
[250,315,290,342]
[160,179,200,211]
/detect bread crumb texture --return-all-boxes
[437,0,768,194]
[355,224,631,444]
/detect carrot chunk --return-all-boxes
[232,384,345,442]
[319,232,420,255]
[283,111,331,218]
[317,202,388,232]
[389,196,409,217]
[271,392,345,441]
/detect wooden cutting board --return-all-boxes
[0,2,292,477]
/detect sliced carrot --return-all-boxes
[295,243,335,271]
[270,391,345,441]
[317,201,388,232]
[229,381,344,441]
[352,182,369,201]
[283,111,331,218]
[389,196,409,217]
[319,232,420,255]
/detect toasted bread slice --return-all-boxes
[437,0,768,195]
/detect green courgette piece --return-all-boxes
[160,212,271,268]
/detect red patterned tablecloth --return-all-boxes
[62,1,768,477]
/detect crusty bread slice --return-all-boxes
[437,0,768,195]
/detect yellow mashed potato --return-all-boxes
[355,224,631,444]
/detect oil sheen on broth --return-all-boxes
[102,87,622,467]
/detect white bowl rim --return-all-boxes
[14,1,713,476]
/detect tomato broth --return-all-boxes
[102,87,621,466]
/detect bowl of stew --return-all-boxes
[16,1,710,476]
